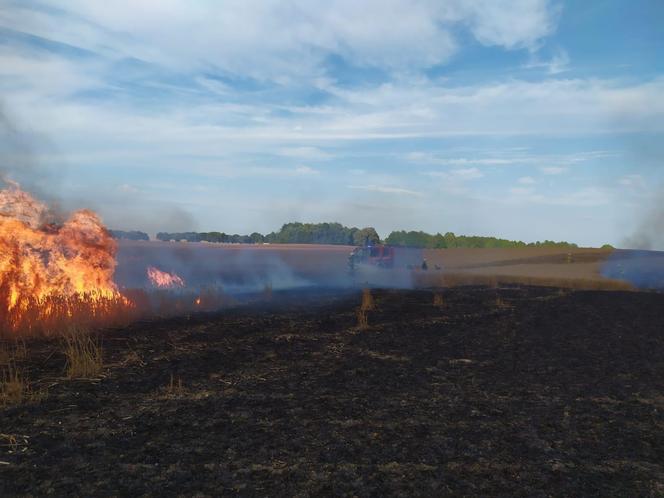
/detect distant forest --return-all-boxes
[110,222,583,249]
[154,223,381,246]
[384,231,579,249]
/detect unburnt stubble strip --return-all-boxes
[360,288,375,311]
[356,308,369,330]
[62,328,103,379]
[164,373,185,396]
[0,362,26,406]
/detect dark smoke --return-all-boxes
[1,101,199,237]
[0,104,34,182]
[101,203,198,239]
[610,168,664,288]
[620,135,664,250]
[115,241,327,292]
[0,102,64,201]
[622,190,664,250]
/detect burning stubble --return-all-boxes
[0,181,135,335]
[147,266,185,289]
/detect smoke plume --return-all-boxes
[0,102,63,200]
[623,189,664,250]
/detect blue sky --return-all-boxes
[1,0,663,247]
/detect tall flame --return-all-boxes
[0,181,131,334]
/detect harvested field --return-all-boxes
[2,286,664,496]
[117,241,649,291]
[419,247,631,290]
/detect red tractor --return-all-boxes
[348,245,395,272]
[348,245,433,275]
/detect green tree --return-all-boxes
[352,227,380,246]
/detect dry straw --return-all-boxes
[62,328,103,379]
[494,295,509,309]
[356,308,369,330]
[164,374,185,396]
[360,288,375,311]
[0,362,26,407]
[0,342,47,406]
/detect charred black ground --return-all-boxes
[1,286,664,497]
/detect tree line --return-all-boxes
[154,231,265,244]
[110,223,582,248]
[150,223,381,246]
[384,230,578,249]
[109,230,150,241]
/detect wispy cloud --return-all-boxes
[523,48,570,74]
[619,174,646,189]
[278,147,332,161]
[540,166,567,175]
[505,186,611,207]
[348,184,424,197]
[2,0,559,79]
[408,150,619,172]
[294,165,319,175]
[407,153,513,166]
[425,168,484,180]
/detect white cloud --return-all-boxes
[348,184,424,197]
[4,37,664,160]
[518,176,536,184]
[449,0,560,50]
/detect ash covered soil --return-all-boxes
[2,286,664,497]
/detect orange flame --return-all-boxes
[0,181,132,335]
[147,266,185,288]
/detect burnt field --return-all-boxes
[2,286,664,497]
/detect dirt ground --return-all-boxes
[2,286,664,497]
